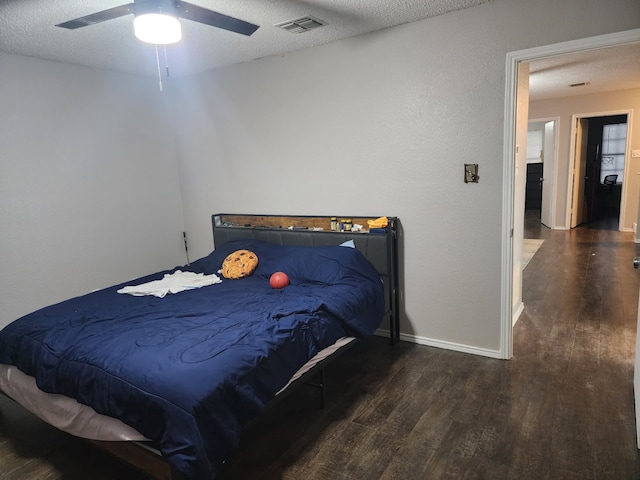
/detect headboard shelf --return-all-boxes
[214,213,389,234]
[212,213,400,344]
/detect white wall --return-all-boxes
[171,0,640,356]
[0,53,186,328]
[529,88,640,231]
[527,125,544,164]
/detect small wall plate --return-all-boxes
[464,164,479,183]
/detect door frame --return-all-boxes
[500,28,640,359]
[569,117,590,228]
[542,119,558,228]
[566,110,632,231]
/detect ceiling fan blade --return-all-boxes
[56,4,135,29]
[175,1,259,36]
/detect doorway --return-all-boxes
[570,114,628,229]
[500,29,640,359]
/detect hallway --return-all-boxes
[517,213,640,477]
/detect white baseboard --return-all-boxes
[512,301,524,326]
[374,329,504,359]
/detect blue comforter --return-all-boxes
[0,240,384,479]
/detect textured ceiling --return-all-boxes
[0,0,494,77]
[0,0,638,100]
[528,42,640,101]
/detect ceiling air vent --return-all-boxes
[569,81,590,88]
[275,16,327,33]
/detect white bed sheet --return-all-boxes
[0,363,148,441]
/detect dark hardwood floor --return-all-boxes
[2,212,640,479]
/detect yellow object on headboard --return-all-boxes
[367,217,388,229]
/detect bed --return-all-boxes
[0,213,399,479]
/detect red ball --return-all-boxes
[269,271,290,289]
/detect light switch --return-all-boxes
[464,164,479,183]
[632,150,640,158]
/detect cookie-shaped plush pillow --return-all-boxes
[221,250,258,279]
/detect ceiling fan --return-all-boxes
[56,0,260,44]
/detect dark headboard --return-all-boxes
[211,213,399,343]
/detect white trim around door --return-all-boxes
[501,28,640,359]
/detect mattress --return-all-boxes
[0,363,148,441]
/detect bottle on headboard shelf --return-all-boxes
[330,217,338,231]
[343,219,352,232]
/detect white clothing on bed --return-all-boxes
[117,270,222,298]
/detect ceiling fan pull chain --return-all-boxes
[155,43,163,92]
[163,45,170,78]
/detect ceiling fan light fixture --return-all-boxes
[134,13,182,44]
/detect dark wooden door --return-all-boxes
[585,114,627,222]
[525,163,543,216]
